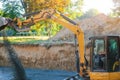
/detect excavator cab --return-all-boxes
[89,36,120,80]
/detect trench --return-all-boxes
[0,32,79,80]
[0,29,92,80]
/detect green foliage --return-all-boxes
[30,20,62,36]
[1,0,23,18]
[50,23,62,35]
[0,37,48,44]
[0,9,4,16]
[0,0,24,35]
[23,0,70,13]
[0,0,83,36]
[65,0,83,19]
[30,0,83,36]
[113,0,120,17]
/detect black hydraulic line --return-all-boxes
[23,10,77,26]
[23,11,40,17]
[74,35,80,73]
[60,13,77,25]
[84,56,88,68]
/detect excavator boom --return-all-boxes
[13,9,86,76]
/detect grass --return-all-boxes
[0,36,49,44]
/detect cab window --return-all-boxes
[92,39,106,71]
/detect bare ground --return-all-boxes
[0,43,78,71]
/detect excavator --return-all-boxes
[0,9,120,80]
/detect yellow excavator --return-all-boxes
[0,9,120,80]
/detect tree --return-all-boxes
[31,20,62,36]
[0,9,4,16]
[113,0,120,16]
[65,0,83,19]
[22,0,70,13]
[21,0,83,36]
[19,0,72,36]
[21,0,83,19]
[1,0,83,36]
[1,0,24,18]
[0,0,24,35]
[79,9,99,20]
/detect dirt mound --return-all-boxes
[51,14,120,45]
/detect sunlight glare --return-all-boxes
[0,2,2,9]
[82,0,114,14]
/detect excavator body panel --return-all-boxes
[90,72,120,80]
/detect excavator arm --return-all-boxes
[1,9,87,77]
[50,11,86,76]
[49,10,86,76]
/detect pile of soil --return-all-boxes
[51,14,120,45]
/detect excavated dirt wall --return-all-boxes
[0,43,79,71]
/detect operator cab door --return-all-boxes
[107,36,120,72]
[90,37,107,72]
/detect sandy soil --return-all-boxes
[0,43,78,71]
[51,14,120,46]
